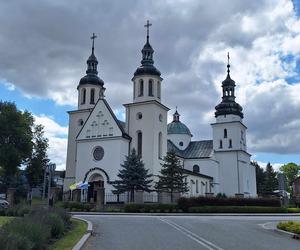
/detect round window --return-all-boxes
[93,146,104,161]
[159,114,163,122]
[179,141,184,146]
[136,112,143,120]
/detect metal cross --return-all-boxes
[91,33,97,52]
[144,20,152,38]
[227,52,230,65]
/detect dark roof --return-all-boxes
[182,169,213,180]
[117,120,126,130]
[134,65,161,77]
[167,140,213,159]
[79,73,104,87]
[167,121,191,135]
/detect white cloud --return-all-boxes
[34,114,68,170]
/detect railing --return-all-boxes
[143,193,158,203]
[105,193,128,203]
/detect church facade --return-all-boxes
[63,27,257,202]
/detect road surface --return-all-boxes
[77,214,300,250]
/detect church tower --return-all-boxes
[64,34,106,191]
[124,21,169,179]
[211,54,256,196]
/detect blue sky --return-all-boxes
[1,0,300,170]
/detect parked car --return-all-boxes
[0,199,9,209]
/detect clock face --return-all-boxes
[93,146,104,161]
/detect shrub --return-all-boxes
[0,218,50,250]
[188,206,287,213]
[62,201,92,212]
[177,197,281,211]
[287,207,300,213]
[124,203,177,213]
[47,213,65,238]
[277,221,300,234]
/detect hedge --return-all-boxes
[61,201,92,212]
[178,197,281,211]
[188,206,287,213]
[124,203,179,213]
[0,207,71,250]
[277,221,300,234]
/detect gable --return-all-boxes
[77,99,127,140]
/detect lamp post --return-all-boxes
[47,163,56,206]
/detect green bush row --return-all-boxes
[0,204,31,217]
[277,221,300,234]
[177,197,281,211]
[124,203,180,213]
[0,207,71,250]
[61,201,93,212]
[188,206,287,213]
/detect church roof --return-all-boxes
[167,121,191,135]
[167,139,213,159]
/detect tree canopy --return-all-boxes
[155,150,189,203]
[113,148,152,202]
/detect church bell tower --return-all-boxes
[124,21,169,179]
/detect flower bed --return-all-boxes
[277,221,300,234]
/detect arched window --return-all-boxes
[219,140,223,149]
[157,81,161,99]
[158,132,162,159]
[81,88,86,104]
[139,80,144,96]
[193,165,200,173]
[229,139,232,148]
[224,129,227,138]
[148,80,153,96]
[137,131,142,157]
[90,88,95,104]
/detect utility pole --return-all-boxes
[47,163,56,206]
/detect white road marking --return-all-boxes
[159,218,223,250]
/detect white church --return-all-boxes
[63,25,257,203]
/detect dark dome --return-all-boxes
[215,101,243,118]
[79,73,104,87]
[167,121,191,135]
[134,65,161,77]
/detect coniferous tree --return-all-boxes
[155,150,189,203]
[113,148,152,202]
[252,161,265,196]
[264,162,278,193]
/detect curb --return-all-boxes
[72,216,93,250]
[70,212,300,217]
[275,228,300,240]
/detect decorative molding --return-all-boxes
[83,167,113,184]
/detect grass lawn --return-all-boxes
[50,218,87,250]
[0,216,14,226]
[277,221,300,234]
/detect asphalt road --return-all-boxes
[78,214,300,250]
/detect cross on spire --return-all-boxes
[91,33,97,54]
[227,52,230,74]
[144,20,152,42]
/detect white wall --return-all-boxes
[184,174,213,197]
[168,133,191,150]
[64,109,91,191]
[78,84,103,110]
[75,137,129,194]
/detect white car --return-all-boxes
[0,199,9,209]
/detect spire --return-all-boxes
[79,33,104,88]
[133,20,161,77]
[215,53,243,118]
[86,33,98,75]
[173,107,180,122]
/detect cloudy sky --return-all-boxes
[1,0,300,170]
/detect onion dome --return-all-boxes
[134,20,161,77]
[79,33,104,87]
[215,53,243,118]
[167,109,192,135]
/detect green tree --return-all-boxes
[25,124,49,189]
[113,148,152,202]
[0,101,34,191]
[279,162,300,189]
[252,161,265,195]
[263,162,278,193]
[155,150,189,203]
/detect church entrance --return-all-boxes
[87,173,105,205]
